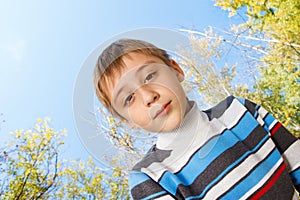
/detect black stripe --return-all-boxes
[131,179,167,200]
[295,184,300,194]
[158,104,248,183]
[217,146,276,199]
[262,108,270,122]
[153,192,174,200]
[244,98,257,116]
[204,95,235,120]
[271,125,297,153]
[173,125,268,199]
[157,128,231,182]
[249,163,295,200]
[167,131,226,180]
[291,166,300,193]
[132,146,172,171]
[255,105,262,120]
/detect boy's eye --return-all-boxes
[144,72,156,84]
[124,93,134,105]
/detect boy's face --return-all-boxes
[107,52,190,132]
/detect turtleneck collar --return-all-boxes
[156,101,209,149]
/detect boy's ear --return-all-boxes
[169,59,185,82]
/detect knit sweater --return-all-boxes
[129,96,300,200]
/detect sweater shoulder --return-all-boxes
[132,145,172,171]
[203,95,237,120]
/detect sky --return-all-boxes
[0,1,237,165]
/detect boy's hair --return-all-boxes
[94,39,172,116]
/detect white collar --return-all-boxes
[156,101,209,149]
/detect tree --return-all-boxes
[55,157,129,199]
[95,17,299,169]
[0,118,130,199]
[176,28,242,107]
[214,0,300,136]
[172,0,299,138]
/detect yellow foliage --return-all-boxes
[212,0,300,136]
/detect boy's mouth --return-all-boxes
[153,101,172,119]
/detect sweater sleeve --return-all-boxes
[129,170,175,200]
[237,97,300,193]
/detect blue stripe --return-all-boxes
[186,135,271,200]
[159,113,262,196]
[129,171,151,188]
[237,97,245,105]
[254,111,258,119]
[231,112,259,140]
[255,104,260,110]
[141,191,167,200]
[221,148,282,200]
[159,130,239,194]
[264,113,276,127]
[262,113,276,133]
[291,168,300,185]
[253,104,259,119]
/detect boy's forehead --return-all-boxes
[108,56,165,95]
[104,53,166,100]
[110,52,164,82]
[121,52,164,67]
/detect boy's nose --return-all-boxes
[138,86,159,107]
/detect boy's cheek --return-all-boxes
[115,104,144,125]
[127,106,149,125]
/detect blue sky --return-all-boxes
[0,1,236,163]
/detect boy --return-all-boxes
[94,39,300,199]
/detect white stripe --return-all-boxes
[143,113,241,180]
[143,107,227,179]
[256,106,267,126]
[240,158,283,200]
[142,119,213,180]
[268,119,278,131]
[256,104,268,127]
[143,99,249,180]
[256,115,265,127]
[203,138,276,200]
[258,106,268,119]
[282,140,300,171]
[218,99,247,129]
[155,195,175,200]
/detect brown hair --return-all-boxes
[94,39,171,115]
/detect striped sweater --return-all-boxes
[129,96,300,199]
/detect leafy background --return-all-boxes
[0,0,299,199]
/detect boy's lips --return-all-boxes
[153,101,172,119]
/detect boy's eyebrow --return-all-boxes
[113,85,127,104]
[134,60,156,75]
[113,61,157,105]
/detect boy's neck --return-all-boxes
[156,101,208,149]
[183,98,193,118]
